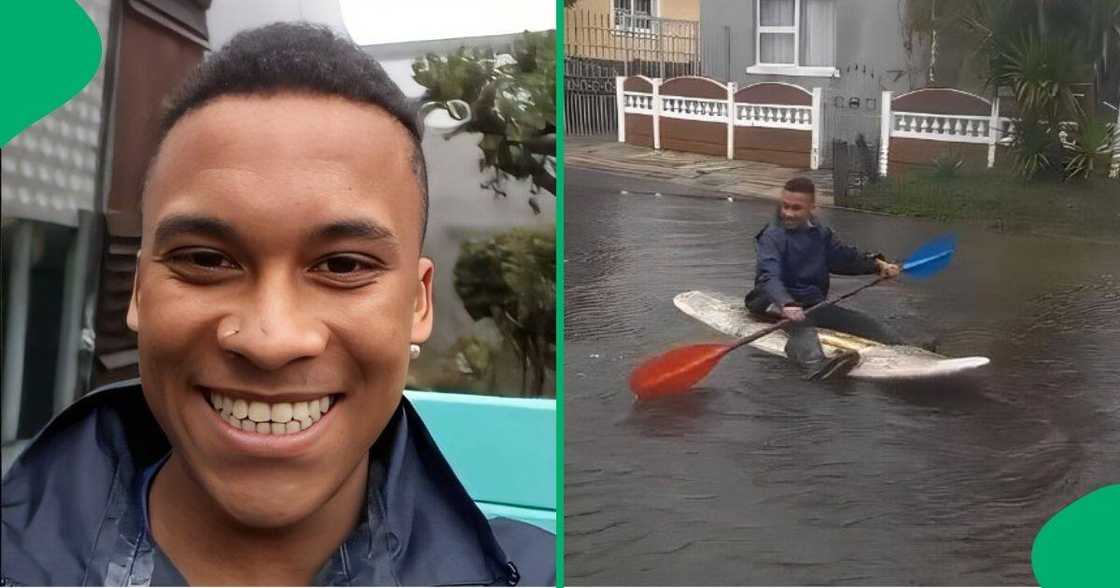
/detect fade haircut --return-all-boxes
[150,22,429,239]
[783,176,816,201]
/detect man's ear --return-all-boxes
[126,251,141,332]
[411,257,434,344]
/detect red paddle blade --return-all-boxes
[629,343,732,400]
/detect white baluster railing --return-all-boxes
[732,102,813,130]
[891,112,993,144]
[656,96,729,123]
[622,92,655,114]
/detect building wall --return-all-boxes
[700,0,931,165]
[701,0,927,86]
[661,0,700,21]
[698,0,751,82]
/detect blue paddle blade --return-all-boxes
[901,234,956,279]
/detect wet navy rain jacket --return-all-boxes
[1,379,554,586]
[747,216,881,309]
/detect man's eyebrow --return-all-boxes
[312,219,399,245]
[153,214,239,248]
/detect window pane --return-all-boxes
[760,0,795,27]
[613,0,631,11]
[801,0,835,66]
[635,0,652,16]
[760,32,795,64]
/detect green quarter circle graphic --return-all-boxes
[1032,484,1120,587]
[1,1,102,146]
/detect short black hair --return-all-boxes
[783,176,816,200]
[153,22,429,239]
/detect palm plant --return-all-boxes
[983,32,1088,178]
[909,0,1118,179]
[1009,117,1061,179]
[1063,115,1116,179]
[931,150,965,179]
[989,32,1086,124]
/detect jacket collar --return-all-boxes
[768,213,821,233]
[350,397,515,585]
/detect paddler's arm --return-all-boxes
[825,229,898,277]
[756,231,795,308]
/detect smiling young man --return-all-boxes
[744,177,903,380]
[1,23,553,586]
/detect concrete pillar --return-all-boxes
[2,223,34,442]
[879,91,892,177]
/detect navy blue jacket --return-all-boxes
[749,217,880,308]
[1,380,554,586]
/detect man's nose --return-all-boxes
[218,276,329,370]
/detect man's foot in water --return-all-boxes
[806,350,861,381]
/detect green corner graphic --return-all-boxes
[1032,484,1120,587]
[0,1,102,146]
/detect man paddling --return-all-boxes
[745,177,902,380]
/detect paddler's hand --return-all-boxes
[876,259,901,278]
[781,305,807,322]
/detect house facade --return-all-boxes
[565,0,701,76]
[570,0,700,30]
[700,0,932,165]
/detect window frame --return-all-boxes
[749,0,839,78]
[612,0,659,34]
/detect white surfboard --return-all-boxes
[674,290,990,380]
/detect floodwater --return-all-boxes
[563,167,1120,585]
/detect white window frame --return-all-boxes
[748,0,839,78]
[612,0,659,34]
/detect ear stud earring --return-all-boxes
[409,344,421,359]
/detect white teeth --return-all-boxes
[247,401,270,423]
[271,402,293,423]
[232,399,249,420]
[211,392,334,435]
[292,401,309,422]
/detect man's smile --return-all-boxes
[203,387,339,436]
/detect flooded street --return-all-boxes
[563,167,1120,585]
